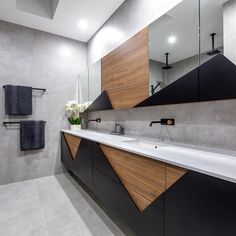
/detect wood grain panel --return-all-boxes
[64,133,81,160]
[101,28,149,109]
[166,164,187,190]
[99,144,166,212]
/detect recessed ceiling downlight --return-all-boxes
[78,20,88,30]
[168,36,177,44]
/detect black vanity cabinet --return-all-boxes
[61,134,164,236]
[61,134,93,190]
[92,142,121,184]
[76,138,93,190]
[62,133,236,236]
[164,171,236,236]
[61,133,80,178]
[92,142,164,236]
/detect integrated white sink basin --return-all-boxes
[123,139,170,149]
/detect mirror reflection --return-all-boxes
[148,0,199,96]
[88,60,101,102]
[200,0,235,65]
[78,68,89,104]
[78,60,101,106]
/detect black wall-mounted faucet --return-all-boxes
[150,119,175,127]
[88,118,101,123]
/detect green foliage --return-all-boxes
[68,117,82,125]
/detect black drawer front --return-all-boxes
[61,133,79,177]
[165,171,236,236]
[93,142,121,184]
[76,138,93,190]
[93,168,163,236]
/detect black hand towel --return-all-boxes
[4,85,32,115]
[20,120,45,151]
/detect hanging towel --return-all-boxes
[4,85,32,115]
[20,120,45,151]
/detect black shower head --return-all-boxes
[206,33,221,56]
[162,53,173,70]
[207,49,221,56]
[162,65,173,70]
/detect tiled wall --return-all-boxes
[88,99,236,151]
[0,20,87,185]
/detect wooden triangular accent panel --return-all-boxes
[166,164,187,190]
[99,144,166,212]
[64,133,81,160]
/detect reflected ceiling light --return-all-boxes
[78,20,88,30]
[168,36,176,44]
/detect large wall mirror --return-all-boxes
[138,0,236,107]
[82,0,236,111]
[148,0,199,97]
[78,60,102,106]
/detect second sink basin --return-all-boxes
[123,139,170,149]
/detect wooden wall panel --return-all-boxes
[64,133,81,159]
[99,144,166,212]
[101,28,149,109]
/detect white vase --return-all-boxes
[70,124,81,131]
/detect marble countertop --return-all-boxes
[61,129,236,184]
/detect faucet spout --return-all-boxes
[150,119,175,127]
[150,121,161,127]
[88,118,101,123]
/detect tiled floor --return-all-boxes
[0,173,125,236]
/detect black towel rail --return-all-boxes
[3,85,46,92]
[3,121,46,125]
[3,122,21,125]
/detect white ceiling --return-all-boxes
[149,0,229,64]
[0,0,125,42]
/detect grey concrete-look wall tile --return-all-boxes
[0,20,87,185]
[87,98,236,151]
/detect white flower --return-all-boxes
[64,100,93,120]
[64,100,81,119]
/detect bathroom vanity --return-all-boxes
[69,1,236,235]
[61,130,236,236]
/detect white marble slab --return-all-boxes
[61,129,236,184]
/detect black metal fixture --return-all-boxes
[3,121,21,125]
[206,33,221,56]
[88,118,101,123]
[162,53,173,70]
[150,81,161,95]
[3,121,46,125]
[3,85,46,92]
[111,121,125,135]
[150,119,175,127]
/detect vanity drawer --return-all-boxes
[165,171,236,236]
[93,168,163,236]
[93,142,121,183]
[61,133,80,178]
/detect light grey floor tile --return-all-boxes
[0,174,126,236]
[0,180,38,207]
[0,202,46,236]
